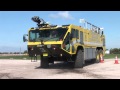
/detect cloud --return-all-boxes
[46,21,50,24]
[49,11,75,20]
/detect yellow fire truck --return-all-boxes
[23,16,106,68]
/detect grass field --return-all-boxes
[0,54,120,60]
[103,54,120,59]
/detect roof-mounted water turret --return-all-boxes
[31,16,49,28]
[31,16,58,28]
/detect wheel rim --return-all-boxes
[96,54,100,62]
[100,53,103,58]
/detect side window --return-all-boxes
[103,38,105,46]
[80,31,83,44]
[76,30,79,39]
[71,29,75,38]
[71,29,79,38]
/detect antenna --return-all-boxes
[20,47,21,55]
[80,19,86,28]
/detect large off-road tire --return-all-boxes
[40,56,49,68]
[48,57,54,64]
[94,49,103,63]
[74,50,84,68]
[95,50,100,63]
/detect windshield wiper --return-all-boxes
[44,37,59,42]
[40,37,57,47]
[37,37,59,44]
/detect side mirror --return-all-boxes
[23,34,28,42]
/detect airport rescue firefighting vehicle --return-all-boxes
[23,16,106,68]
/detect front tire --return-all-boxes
[40,55,49,68]
[74,50,84,68]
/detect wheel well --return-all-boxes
[96,47,103,51]
[77,46,84,52]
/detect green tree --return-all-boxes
[110,48,120,54]
[23,50,28,54]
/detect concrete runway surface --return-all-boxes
[0,59,120,79]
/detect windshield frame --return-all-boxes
[29,28,68,42]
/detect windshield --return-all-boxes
[29,28,67,42]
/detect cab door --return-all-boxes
[62,32,70,52]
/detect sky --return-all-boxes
[0,11,120,52]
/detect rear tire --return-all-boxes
[96,50,100,63]
[93,49,103,63]
[40,55,49,68]
[74,50,84,68]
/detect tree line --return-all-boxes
[110,48,120,54]
[0,50,28,54]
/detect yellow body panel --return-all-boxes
[27,24,105,55]
[68,24,105,55]
[43,53,48,56]
[28,41,62,45]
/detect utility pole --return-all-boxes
[20,47,21,55]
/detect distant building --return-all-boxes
[105,50,110,54]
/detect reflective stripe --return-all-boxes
[84,42,102,46]
[70,40,102,46]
